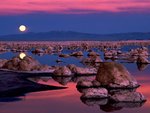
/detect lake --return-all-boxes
[0,45,149,113]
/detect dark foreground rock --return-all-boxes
[0,71,66,97]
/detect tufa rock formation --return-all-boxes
[96,62,139,89]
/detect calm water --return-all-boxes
[0,46,150,113]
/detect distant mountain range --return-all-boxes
[0,31,150,41]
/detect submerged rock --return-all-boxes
[96,62,139,89]
[110,90,146,103]
[81,88,108,99]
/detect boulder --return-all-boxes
[81,88,108,99]
[96,62,139,88]
[53,66,72,76]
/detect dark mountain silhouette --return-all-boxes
[0,31,150,41]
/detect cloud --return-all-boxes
[0,0,150,15]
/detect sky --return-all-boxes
[0,0,150,35]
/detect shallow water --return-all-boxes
[0,46,150,113]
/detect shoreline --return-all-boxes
[1,40,150,48]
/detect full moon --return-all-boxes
[19,53,26,59]
[19,25,26,32]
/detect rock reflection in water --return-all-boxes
[137,63,149,71]
[0,71,66,99]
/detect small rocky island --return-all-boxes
[77,62,146,109]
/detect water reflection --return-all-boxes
[0,71,66,99]
[137,63,149,71]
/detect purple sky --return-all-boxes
[0,0,150,35]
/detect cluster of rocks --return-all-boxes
[53,64,97,76]
[104,47,150,64]
[1,55,54,72]
[104,50,121,60]
[0,55,97,76]
[77,62,146,106]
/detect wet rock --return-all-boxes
[81,88,108,99]
[96,62,139,89]
[137,56,150,64]
[53,66,72,76]
[67,64,97,75]
[71,51,83,56]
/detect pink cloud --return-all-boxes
[0,0,150,15]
